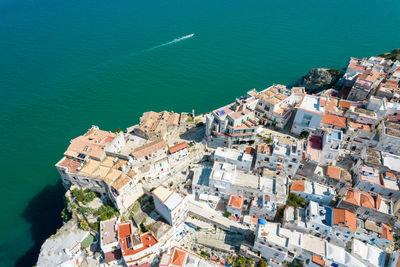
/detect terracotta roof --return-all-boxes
[57,157,81,173]
[171,248,187,266]
[228,195,244,210]
[360,193,375,209]
[118,222,132,239]
[348,121,372,132]
[381,223,394,242]
[132,138,167,159]
[344,189,360,206]
[333,209,356,232]
[291,180,305,192]
[257,144,272,154]
[339,100,352,109]
[327,166,341,180]
[245,147,255,155]
[64,127,115,160]
[321,114,347,128]
[168,142,189,154]
[312,254,325,267]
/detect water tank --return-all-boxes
[258,218,267,225]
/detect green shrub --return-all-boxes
[96,205,119,221]
[286,193,306,208]
[300,131,309,139]
[223,211,232,218]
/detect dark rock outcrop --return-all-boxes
[297,68,342,93]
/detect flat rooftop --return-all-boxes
[299,95,324,114]
[101,218,118,246]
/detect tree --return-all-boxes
[223,211,232,218]
[286,193,306,208]
[114,128,122,133]
[258,258,268,267]
[299,131,309,139]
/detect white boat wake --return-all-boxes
[94,33,195,68]
[141,33,195,53]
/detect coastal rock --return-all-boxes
[297,68,342,92]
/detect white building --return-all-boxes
[226,195,245,218]
[253,219,326,267]
[152,185,188,227]
[351,239,387,267]
[376,121,400,154]
[291,95,324,135]
[291,180,335,205]
[354,165,400,198]
[320,129,343,164]
[37,221,92,267]
[255,137,303,177]
[254,85,303,128]
[100,218,123,265]
[159,246,220,267]
[208,162,236,197]
[117,221,159,265]
[168,141,189,162]
[205,93,259,148]
[214,147,253,172]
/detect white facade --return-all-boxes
[255,137,303,177]
[214,147,253,172]
[291,180,335,205]
[291,95,324,135]
[152,185,188,226]
[320,129,342,164]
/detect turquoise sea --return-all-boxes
[1,0,400,265]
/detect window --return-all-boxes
[301,114,312,127]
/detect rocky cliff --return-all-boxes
[297,68,342,92]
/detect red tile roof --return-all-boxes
[228,195,244,210]
[344,189,360,206]
[171,248,187,266]
[327,166,341,180]
[321,114,347,128]
[168,142,189,154]
[118,222,132,239]
[360,193,375,209]
[333,209,356,232]
[381,223,394,242]
[291,180,305,192]
[245,147,255,155]
[312,254,325,267]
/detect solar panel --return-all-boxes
[217,109,225,116]
[77,153,86,159]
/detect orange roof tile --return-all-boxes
[312,254,325,267]
[245,147,255,155]
[132,138,167,159]
[171,248,187,266]
[228,195,244,210]
[118,222,132,239]
[257,144,272,154]
[333,209,356,232]
[168,142,189,154]
[344,189,360,206]
[291,180,305,192]
[381,223,394,242]
[348,121,372,132]
[360,193,375,209]
[327,166,341,180]
[321,114,347,128]
[339,100,352,109]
